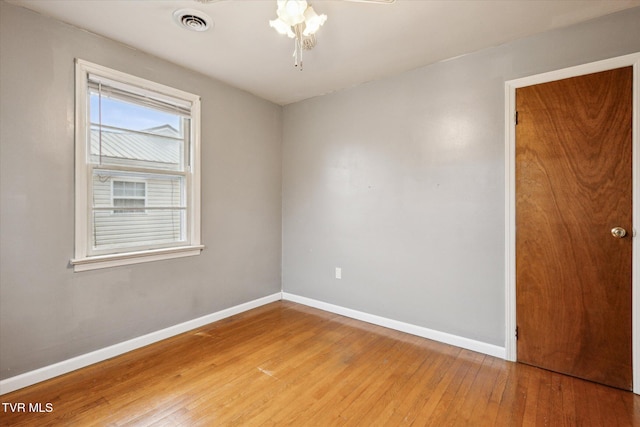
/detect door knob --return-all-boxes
[611,227,627,238]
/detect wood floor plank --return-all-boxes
[2,301,639,426]
[408,348,477,424]
[466,356,509,425]
[369,339,447,425]
[266,324,391,425]
[384,342,461,425]
[446,352,491,425]
[342,336,434,426]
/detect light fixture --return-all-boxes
[269,0,327,70]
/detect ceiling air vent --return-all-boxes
[173,9,212,32]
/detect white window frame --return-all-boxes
[71,59,203,272]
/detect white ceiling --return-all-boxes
[8,0,640,105]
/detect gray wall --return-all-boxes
[282,8,640,346]
[0,2,282,380]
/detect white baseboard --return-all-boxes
[0,292,282,395]
[282,292,506,359]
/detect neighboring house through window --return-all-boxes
[72,59,203,271]
[112,180,146,214]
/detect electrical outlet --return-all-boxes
[335,267,342,279]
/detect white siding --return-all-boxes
[92,175,183,249]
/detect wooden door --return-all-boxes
[515,67,633,390]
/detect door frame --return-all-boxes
[505,52,640,393]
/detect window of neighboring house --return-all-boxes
[72,59,203,272]
[112,180,146,214]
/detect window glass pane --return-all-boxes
[112,181,146,213]
[92,172,184,250]
[92,209,186,251]
[114,199,145,208]
[90,92,183,136]
[92,171,184,210]
[89,91,184,171]
[113,198,145,214]
[113,181,124,192]
[134,182,145,197]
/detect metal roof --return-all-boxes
[90,125,181,165]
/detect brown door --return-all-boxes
[515,67,633,390]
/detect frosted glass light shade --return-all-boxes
[276,0,307,26]
[302,6,327,36]
[269,17,295,38]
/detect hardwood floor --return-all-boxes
[1,301,638,426]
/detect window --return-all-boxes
[112,181,146,214]
[72,59,202,271]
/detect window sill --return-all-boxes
[70,245,204,272]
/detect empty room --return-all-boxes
[1,0,640,424]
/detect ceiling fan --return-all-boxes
[190,0,396,70]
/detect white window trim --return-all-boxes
[71,59,203,272]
